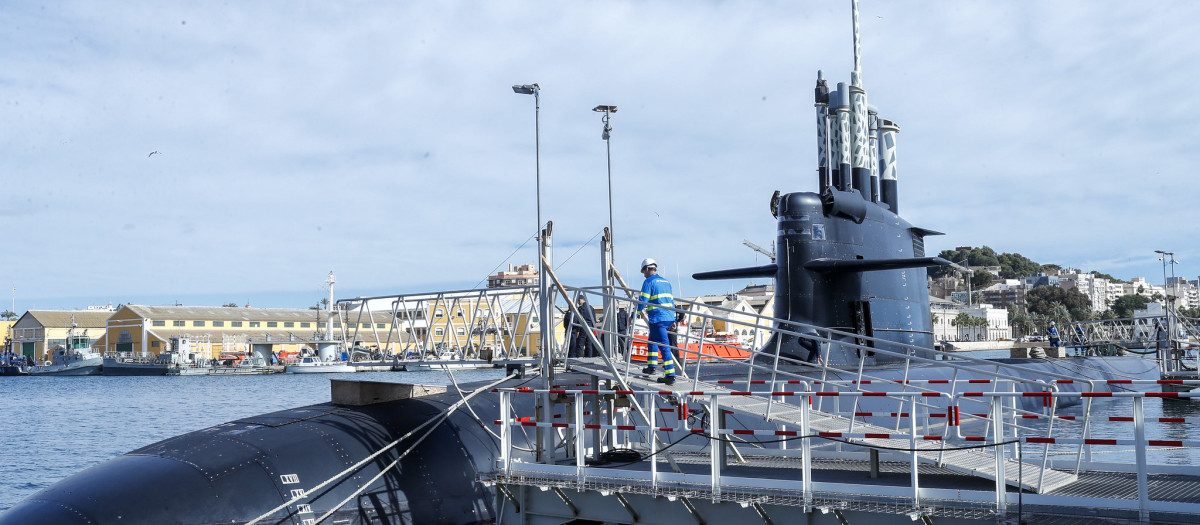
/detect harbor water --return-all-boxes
[0,369,506,513]
[4,366,1200,515]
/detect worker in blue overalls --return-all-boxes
[638,258,677,386]
[1047,321,1061,349]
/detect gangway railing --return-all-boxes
[489,386,1200,523]
[336,285,541,363]
[555,284,1155,438]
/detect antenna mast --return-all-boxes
[851,0,862,87]
[325,271,336,340]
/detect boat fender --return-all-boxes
[44,360,52,366]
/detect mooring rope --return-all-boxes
[246,372,518,525]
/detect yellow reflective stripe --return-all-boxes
[646,293,673,300]
[640,292,651,298]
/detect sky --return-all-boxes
[2,1,1199,312]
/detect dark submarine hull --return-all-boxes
[2,383,533,525]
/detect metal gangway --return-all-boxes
[477,253,1200,523]
[1069,313,1200,378]
[336,285,545,367]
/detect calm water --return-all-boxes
[0,370,505,513]
[4,367,1200,515]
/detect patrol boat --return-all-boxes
[4,2,1197,524]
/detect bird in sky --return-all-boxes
[148,150,161,157]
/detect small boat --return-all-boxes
[29,327,103,376]
[207,356,280,375]
[0,351,32,376]
[285,356,355,374]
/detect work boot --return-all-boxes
[656,375,676,386]
[642,366,656,375]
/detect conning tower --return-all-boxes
[695,4,947,365]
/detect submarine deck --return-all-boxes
[484,361,1200,524]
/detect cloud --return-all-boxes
[2,1,1199,309]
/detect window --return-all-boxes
[434,327,445,337]
[284,322,294,328]
[267,322,278,328]
[435,309,445,318]
[173,321,185,327]
[301,322,310,328]
[231,321,243,327]
[151,341,160,347]
[376,323,385,329]
[362,323,370,329]
[455,327,465,336]
[333,322,341,328]
[319,322,326,328]
[213,321,224,327]
[249,322,260,328]
[193,321,205,327]
[152,320,165,327]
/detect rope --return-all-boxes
[445,367,536,452]
[246,372,518,525]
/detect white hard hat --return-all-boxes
[1049,321,1056,326]
[640,258,657,270]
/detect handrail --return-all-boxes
[495,386,1200,523]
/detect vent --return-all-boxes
[912,236,925,258]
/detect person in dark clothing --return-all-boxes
[667,312,686,363]
[615,307,630,355]
[564,295,596,358]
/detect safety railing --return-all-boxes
[336,285,542,363]
[491,386,1200,522]
[553,284,1158,443]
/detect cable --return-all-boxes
[554,229,604,270]
[247,372,518,525]
[445,367,536,452]
[472,236,535,288]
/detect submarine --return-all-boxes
[2,4,1161,524]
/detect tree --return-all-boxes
[1110,294,1150,319]
[997,252,1043,280]
[222,302,240,308]
[951,312,971,327]
[971,271,996,289]
[1091,271,1120,283]
[1026,286,1091,321]
[0,310,15,320]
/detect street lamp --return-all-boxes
[513,83,549,383]
[593,105,617,250]
[1155,249,1180,369]
[593,104,617,359]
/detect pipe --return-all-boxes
[834,83,852,192]
[815,71,830,194]
[878,118,901,213]
[849,84,871,200]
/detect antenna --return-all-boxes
[325,271,336,340]
[742,240,777,262]
[851,0,862,87]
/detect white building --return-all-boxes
[931,302,1011,342]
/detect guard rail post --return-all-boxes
[710,394,722,497]
[1133,395,1149,522]
[993,395,1007,515]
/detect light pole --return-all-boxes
[513,83,548,382]
[593,105,617,256]
[593,105,617,358]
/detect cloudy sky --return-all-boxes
[2,1,1198,311]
